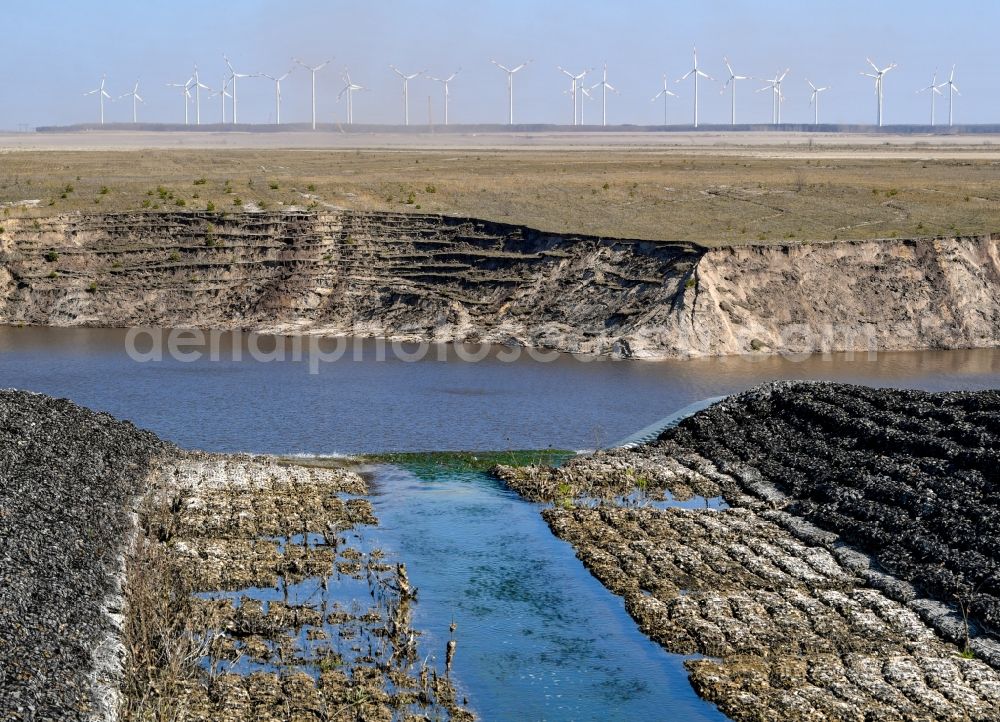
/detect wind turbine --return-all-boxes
[917,70,944,126]
[593,64,618,126]
[490,59,530,125]
[651,75,678,125]
[557,66,590,125]
[757,69,789,124]
[426,69,460,125]
[84,75,111,125]
[860,57,896,127]
[337,69,365,125]
[189,66,210,125]
[258,68,294,124]
[390,66,423,125]
[580,82,600,125]
[677,47,713,127]
[223,55,252,124]
[209,77,232,123]
[294,58,331,130]
[166,77,193,124]
[720,57,750,125]
[806,79,830,125]
[942,65,960,127]
[117,80,143,123]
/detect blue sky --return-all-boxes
[5,1,999,128]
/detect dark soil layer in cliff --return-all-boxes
[665,381,1000,643]
[0,389,165,720]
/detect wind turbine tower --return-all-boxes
[294,58,331,130]
[223,55,252,124]
[426,69,461,125]
[557,66,590,125]
[259,68,294,124]
[190,66,210,125]
[490,60,530,125]
[166,77,193,124]
[757,69,789,124]
[338,69,365,125]
[860,57,897,127]
[390,66,423,125]
[677,47,713,127]
[917,70,944,126]
[651,75,678,125]
[209,77,232,123]
[721,57,749,125]
[806,79,830,125]
[118,80,143,123]
[580,82,600,125]
[594,64,618,126]
[84,75,111,125]
[942,65,960,127]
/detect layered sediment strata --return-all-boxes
[495,382,1000,720]
[1,210,998,358]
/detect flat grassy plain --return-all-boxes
[2,139,1000,244]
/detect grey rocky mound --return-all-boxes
[0,390,164,720]
[664,380,1000,651]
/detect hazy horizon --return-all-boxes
[6,1,999,129]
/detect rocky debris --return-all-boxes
[0,389,165,721]
[3,210,997,358]
[497,381,1000,720]
[665,382,1000,653]
[125,454,474,721]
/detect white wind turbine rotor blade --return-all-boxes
[867,57,881,73]
[724,56,734,77]
[678,69,694,82]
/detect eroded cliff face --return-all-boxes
[0,209,997,358]
[686,235,1000,357]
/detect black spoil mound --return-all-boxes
[664,381,1000,638]
[0,390,165,720]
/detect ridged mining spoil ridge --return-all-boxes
[1,210,997,358]
[495,382,1000,721]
